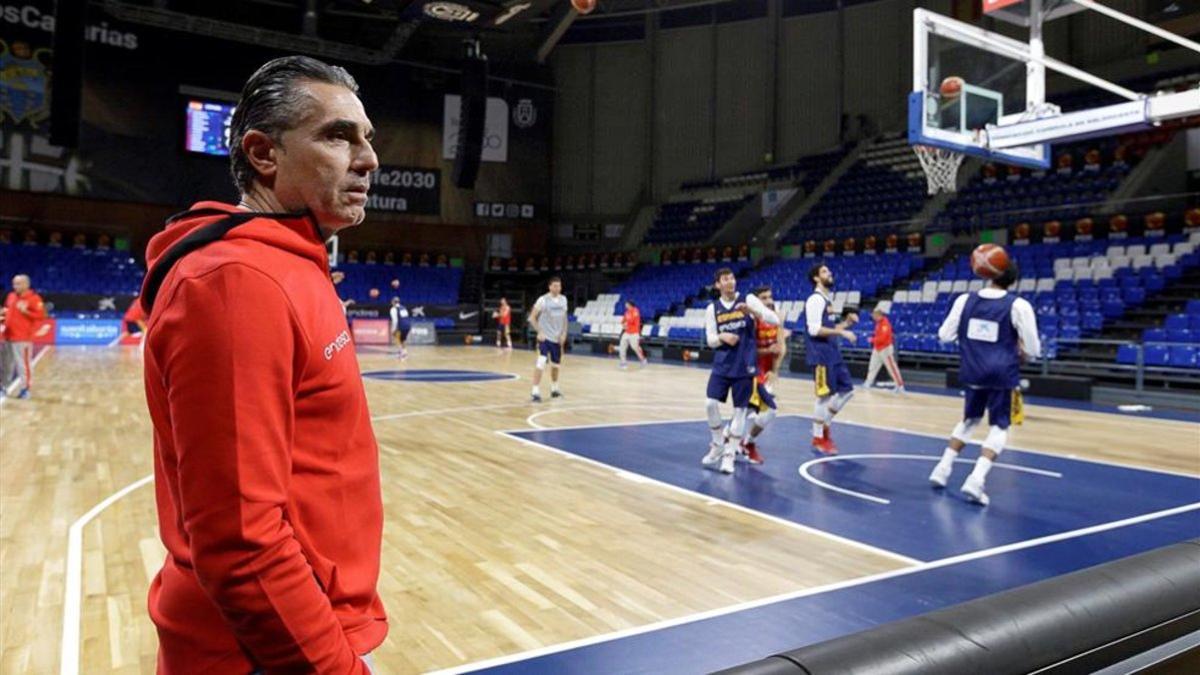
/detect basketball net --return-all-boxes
[913,145,964,194]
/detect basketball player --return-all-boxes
[331,270,355,316]
[139,56,384,672]
[0,305,10,398]
[863,306,905,392]
[528,277,568,402]
[494,297,513,349]
[390,296,411,360]
[701,268,780,474]
[725,285,783,465]
[618,299,648,369]
[929,258,1039,506]
[754,285,788,394]
[805,263,858,455]
[3,274,46,399]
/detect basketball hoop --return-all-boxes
[913,145,965,194]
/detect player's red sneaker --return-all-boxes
[811,436,838,456]
[741,440,764,465]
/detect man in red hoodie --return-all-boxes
[141,56,384,673]
[3,274,47,399]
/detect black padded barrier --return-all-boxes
[714,539,1200,675]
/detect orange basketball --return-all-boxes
[971,243,1009,280]
[940,76,965,99]
[571,0,596,14]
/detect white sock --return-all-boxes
[551,383,560,393]
[711,427,724,445]
[939,447,957,467]
[971,456,994,482]
[532,385,540,396]
[812,421,824,437]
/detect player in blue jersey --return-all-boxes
[701,268,780,474]
[929,259,1040,505]
[804,263,859,455]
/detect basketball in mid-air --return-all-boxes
[571,0,596,14]
[971,243,1010,280]
[940,76,965,100]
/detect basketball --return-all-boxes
[971,243,1009,279]
[571,0,596,14]
[940,76,965,99]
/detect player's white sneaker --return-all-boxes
[700,439,720,466]
[895,386,906,395]
[619,362,627,370]
[719,450,735,474]
[928,460,953,488]
[702,443,723,467]
[961,475,990,506]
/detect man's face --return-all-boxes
[759,290,774,308]
[873,310,883,321]
[717,273,736,296]
[549,281,562,295]
[12,276,29,294]
[267,81,379,235]
[816,266,834,289]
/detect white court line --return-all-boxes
[59,473,155,675]
[508,413,1200,481]
[363,372,519,381]
[798,454,1063,505]
[1,344,51,405]
[526,404,703,430]
[499,432,921,567]
[424,500,1200,675]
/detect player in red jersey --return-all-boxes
[493,297,512,349]
[726,285,782,465]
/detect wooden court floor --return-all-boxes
[1,345,1197,674]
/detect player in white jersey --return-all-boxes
[528,277,569,402]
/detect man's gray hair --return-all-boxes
[229,56,361,192]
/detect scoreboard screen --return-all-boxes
[184,99,236,156]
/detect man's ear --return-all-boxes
[242,130,279,186]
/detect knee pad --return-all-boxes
[813,397,830,422]
[706,398,723,428]
[983,426,1008,455]
[535,355,548,370]
[830,390,854,414]
[729,407,749,438]
[952,418,982,444]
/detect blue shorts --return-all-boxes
[707,373,754,408]
[964,387,1013,429]
[813,362,853,398]
[538,340,562,365]
[749,380,777,412]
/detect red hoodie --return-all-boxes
[3,289,47,341]
[141,202,386,674]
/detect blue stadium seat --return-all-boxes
[1165,314,1189,331]
[1144,345,1170,366]
[1115,344,1138,364]
[1168,346,1198,369]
